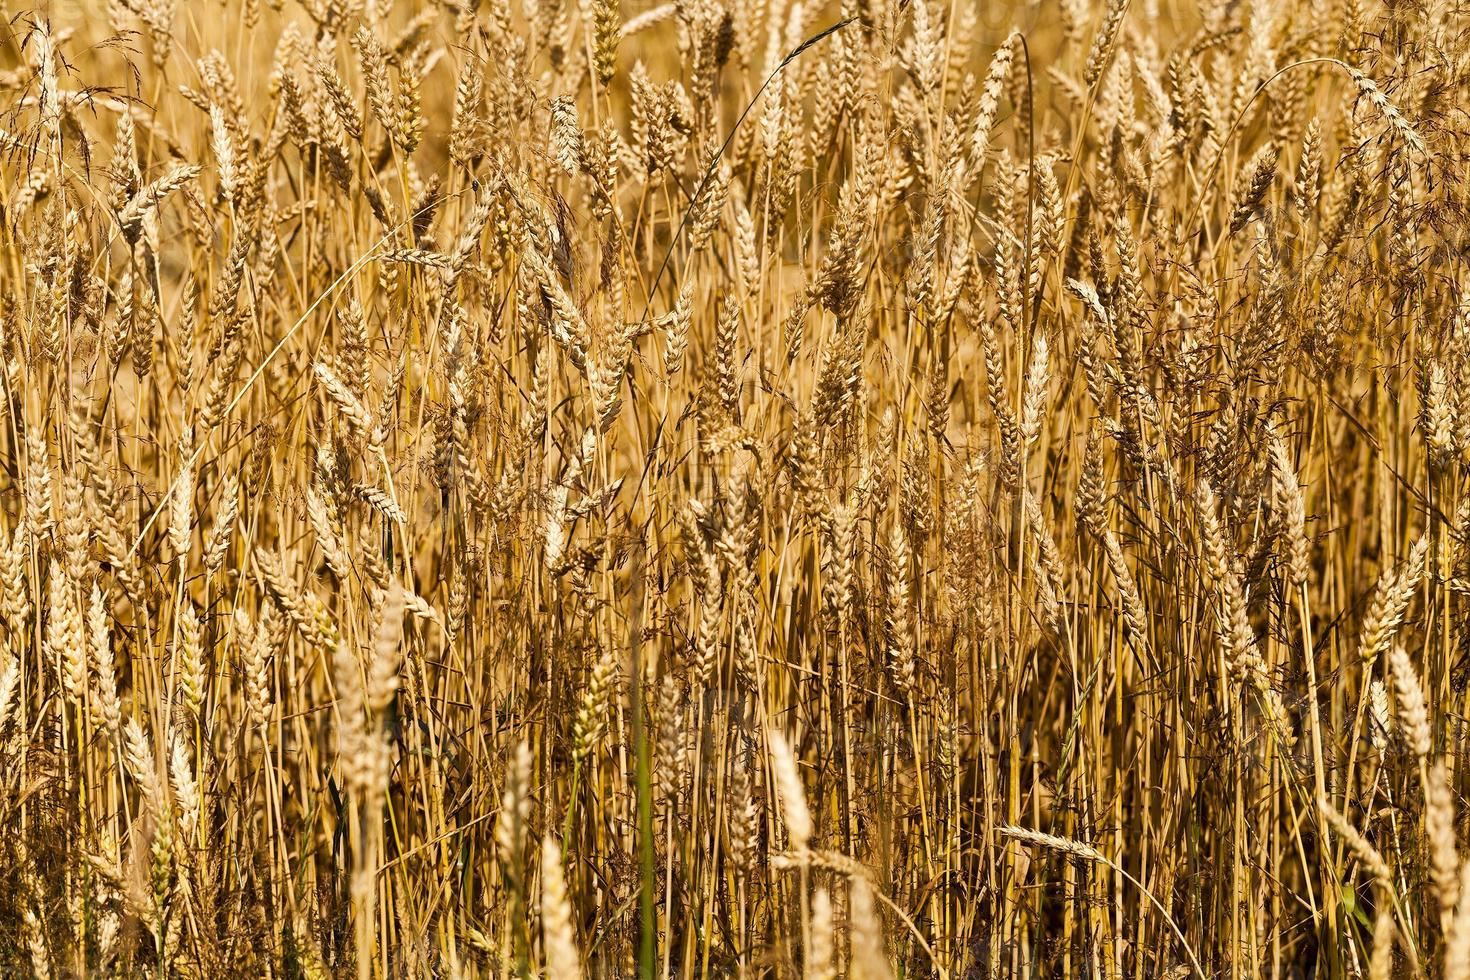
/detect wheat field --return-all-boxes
[1,0,1468,975]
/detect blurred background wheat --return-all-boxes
[0,0,1466,975]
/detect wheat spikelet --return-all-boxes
[24,902,50,980]
[540,835,583,979]
[1387,644,1432,758]
[176,603,205,719]
[1369,902,1396,980]
[1428,759,1460,926]
[808,886,835,980]
[89,584,119,735]
[849,876,894,980]
[1345,65,1427,154]
[24,423,53,539]
[170,735,199,843]
[123,718,164,814]
[1447,855,1470,980]
[769,728,812,851]
[48,561,86,704]
[0,651,20,733]
[573,643,618,760]
[1084,0,1127,87]
[314,361,373,440]
[497,740,533,884]
[1318,795,1393,883]
[237,608,273,731]
[1266,423,1311,587]
[969,34,1017,177]
[353,484,406,524]
[1360,535,1429,664]
[118,165,201,243]
[1000,825,1104,861]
